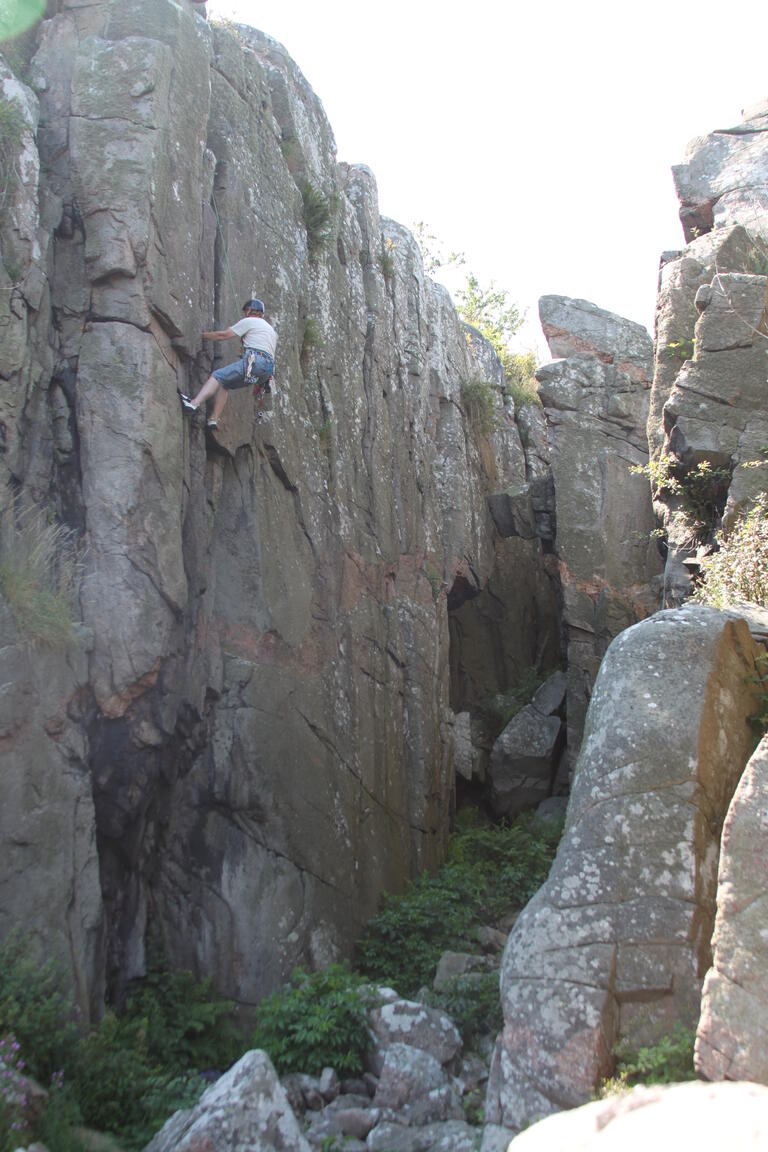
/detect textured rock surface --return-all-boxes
[506,1080,768,1152]
[143,1050,311,1152]
[696,733,768,1083]
[672,100,768,242]
[536,296,661,761]
[648,104,768,605]
[484,605,762,1137]
[487,676,564,817]
[0,3,547,1005]
[0,597,103,1022]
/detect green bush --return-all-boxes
[503,351,540,408]
[631,456,731,537]
[0,502,83,646]
[0,97,25,208]
[251,964,373,1077]
[72,1013,202,1149]
[460,377,497,436]
[357,816,561,996]
[695,492,768,608]
[0,933,77,1083]
[301,181,333,256]
[427,972,502,1051]
[0,934,241,1151]
[661,337,695,363]
[613,1024,696,1086]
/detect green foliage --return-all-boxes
[695,492,768,609]
[317,418,332,450]
[661,337,695,363]
[0,97,25,208]
[72,1013,203,1150]
[423,561,441,601]
[504,351,540,408]
[0,934,240,1151]
[612,1024,696,1087]
[0,934,77,1083]
[631,455,731,537]
[251,964,373,1077]
[413,221,466,276]
[456,274,523,355]
[0,501,83,646]
[301,181,333,256]
[119,949,240,1073]
[378,237,396,279]
[460,377,497,436]
[302,316,322,349]
[357,816,561,996]
[427,972,502,1052]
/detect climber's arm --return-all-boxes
[202,327,237,341]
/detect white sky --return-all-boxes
[205,0,767,354]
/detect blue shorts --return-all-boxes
[213,350,274,391]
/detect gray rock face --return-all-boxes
[487,705,562,818]
[484,605,762,1137]
[536,297,662,762]
[0,598,103,1023]
[672,102,768,242]
[0,2,550,1007]
[696,734,768,1084]
[648,105,768,606]
[143,1050,311,1152]
[506,1080,768,1152]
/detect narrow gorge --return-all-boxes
[1,3,768,1150]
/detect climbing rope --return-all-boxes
[211,188,240,313]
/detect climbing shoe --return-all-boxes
[206,419,217,429]
[179,392,196,411]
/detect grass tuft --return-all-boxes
[0,501,83,646]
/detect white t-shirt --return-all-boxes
[230,316,277,357]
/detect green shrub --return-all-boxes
[72,1012,202,1149]
[0,933,241,1151]
[357,816,561,995]
[503,351,540,408]
[0,933,77,1083]
[427,972,502,1051]
[661,337,695,363]
[631,456,731,537]
[461,377,497,436]
[119,957,240,1074]
[0,98,26,209]
[613,1024,696,1086]
[251,964,373,1077]
[302,316,322,349]
[0,502,83,646]
[301,181,333,256]
[695,492,768,608]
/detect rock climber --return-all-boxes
[180,298,277,428]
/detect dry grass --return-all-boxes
[0,501,83,646]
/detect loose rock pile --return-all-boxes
[144,990,489,1152]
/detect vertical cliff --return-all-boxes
[0,1,567,1014]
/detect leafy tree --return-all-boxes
[455,274,523,351]
[412,221,465,276]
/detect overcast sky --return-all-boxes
[205,0,766,353]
